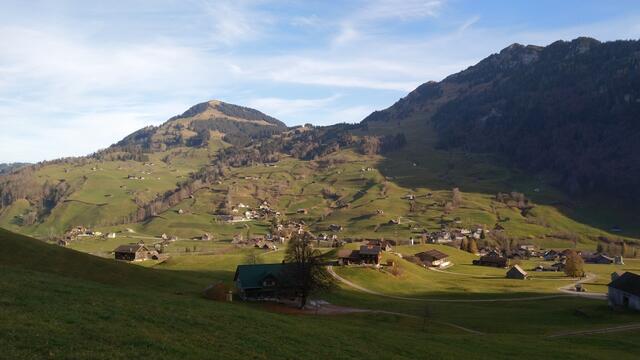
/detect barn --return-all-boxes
[113,243,152,261]
[608,272,640,311]
[506,264,528,280]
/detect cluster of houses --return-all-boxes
[424,227,487,244]
[221,201,281,223]
[57,226,117,246]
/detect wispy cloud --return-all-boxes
[1,1,640,162]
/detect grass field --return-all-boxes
[2,228,640,359]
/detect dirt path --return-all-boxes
[263,302,483,334]
[548,323,640,338]
[327,266,566,302]
[327,266,604,303]
[557,273,607,299]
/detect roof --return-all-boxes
[508,264,528,276]
[359,245,381,255]
[113,243,148,253]
[608,272,640,297]
[415,249,449,261]
[233,263,293,290]
[337,249,360,259]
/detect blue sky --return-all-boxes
[1,0,640,162]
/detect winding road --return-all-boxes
[327,266,606,303]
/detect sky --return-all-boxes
[1,0,640,163]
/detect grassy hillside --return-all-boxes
[2,228,640,359]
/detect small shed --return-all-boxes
[608,272,640,311]
[506,264,528,280]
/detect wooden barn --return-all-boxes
[113,243,152,261]
[337,249,361,265]
[506,265,528,280]
[359,245,382,265]
[415,249,451,268]
[608,272,640,311]
[473,255,508,268]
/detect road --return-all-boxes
[327,266,606,302]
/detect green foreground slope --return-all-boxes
[2,228,640,359]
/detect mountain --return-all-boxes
[115,100,287,151]
[363,37,640,201]
[1,38,640,246]
[0,163,30,174]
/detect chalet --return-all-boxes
[114,243,152,261]
[201,233,213,241]
[337,249,361,265]
[506,265,528,280]
[415,249,451,268]
[359,245,382,265]
[234,263,296,301]
[608,272,640,311]
[587,253,614,264]
[106,232,117,239]
[473,255,508,268]
[329,224,343,232]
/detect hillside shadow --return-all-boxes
[375,146,640,239]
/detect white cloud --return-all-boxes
[359,0,443,21]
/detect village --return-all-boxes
[56,197,640,314]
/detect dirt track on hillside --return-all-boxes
[327,266,605,302]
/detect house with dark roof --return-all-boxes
[608,272,640,311]
[415,249,451,268]
[337,249,361,265]
[233,263,297,301]
[359,245,381,265]
[473,255,508,268]
[113,243,153,261]
[506,265,528,280]
[587,253,615,264]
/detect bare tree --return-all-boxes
[284,231,335,308]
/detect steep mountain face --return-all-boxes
[116,100,287,150]
[363,37,640,201]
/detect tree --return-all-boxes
[468,238,479,254]
[460,238,469,252]
[451,187,462,208]
[596,242,604,254]
[284,231,335,308]
[564,251,585,278]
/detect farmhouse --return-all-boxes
[366,239,394,251]
[587,253,615,264]
[233,263,296,301]
[473,255,508,268]
[506,265,528,279]
[608,272,640,311]
[113,243,153,261]
[415,249,451,268]
[337,249,361,265]
[359,245,382,265]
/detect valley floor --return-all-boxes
[2,229,639,359]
